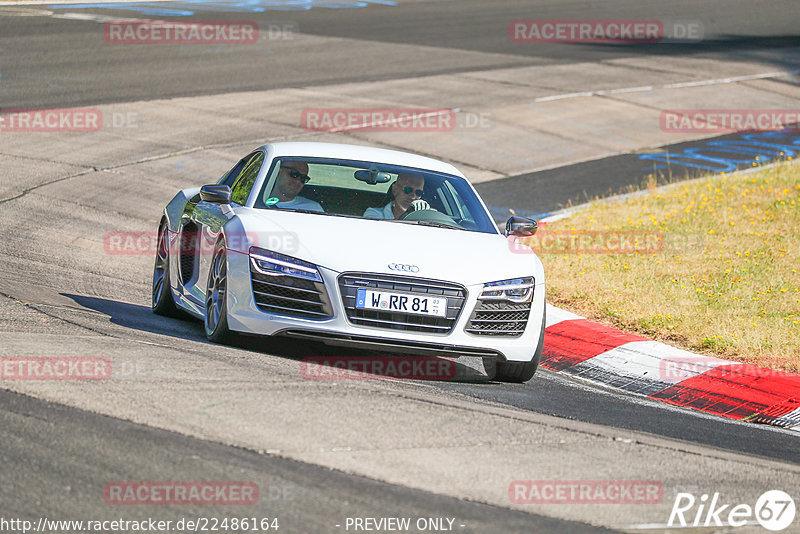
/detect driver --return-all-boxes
[272,161,324,212]
[363,172,430,219]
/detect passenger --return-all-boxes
[363,172,430,219]
[272,161,324,212]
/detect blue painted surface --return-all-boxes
[487,130,800,222]
[48,0,397,17]
[638,130,800,173]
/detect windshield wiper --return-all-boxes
[268,208,334,216]
[413,221,467,231]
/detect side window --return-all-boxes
[442,181,470,221]
[230,152,265,205]
[218,151,258,187]
[256,160,283,208]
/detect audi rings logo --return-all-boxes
[388,263,420,273]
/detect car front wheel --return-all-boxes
[152,221,180,317]
[495,309,545,383]
[205,240,234,343]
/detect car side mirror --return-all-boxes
[505,216,538,237]
[200,184,232,204]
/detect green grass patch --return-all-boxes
[521,161,800,371]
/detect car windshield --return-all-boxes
[253,157,498,234]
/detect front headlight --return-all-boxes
[249,247,322,283]
[479,276,534,303]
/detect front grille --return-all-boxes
[338,273,466,334]
[250,263,332,320]
[465,300,531,337]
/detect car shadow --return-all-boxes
[64,293,207,343]
[62,293,495,383]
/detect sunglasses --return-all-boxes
[402,186,424,197]
[283,167,311,184]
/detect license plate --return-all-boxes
[355,289,447,317]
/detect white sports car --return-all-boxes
[152,142,545,382]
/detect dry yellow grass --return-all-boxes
[520,160,800,371]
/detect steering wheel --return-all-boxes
[399,207,462,228]
[398,207,429,221]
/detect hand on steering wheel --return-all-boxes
[398,199,431,220]
[409,199,430,212]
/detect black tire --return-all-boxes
[495,308,546,383]
[205,240,235,344]
[152,221,180,317]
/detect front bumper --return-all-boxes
[224,250,545,362]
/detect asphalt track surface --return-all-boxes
[1,388,613,533]
[2,0,800,531]
[0,0,798,107]
[475,131,800,218]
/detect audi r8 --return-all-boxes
[152,142,545,382]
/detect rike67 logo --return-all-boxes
[669,490,795,531]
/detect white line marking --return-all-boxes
[533,69,800,103]
[50,12,149,22]
[533,91,594,102]
[663,69,800,88]
[603,85,654,94]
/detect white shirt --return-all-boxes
[277,196,324,212]
[363,202,395,220]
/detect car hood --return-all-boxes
[232,209,543,287]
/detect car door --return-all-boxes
[186,151,266,307]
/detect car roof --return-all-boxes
[262,142,466,178]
